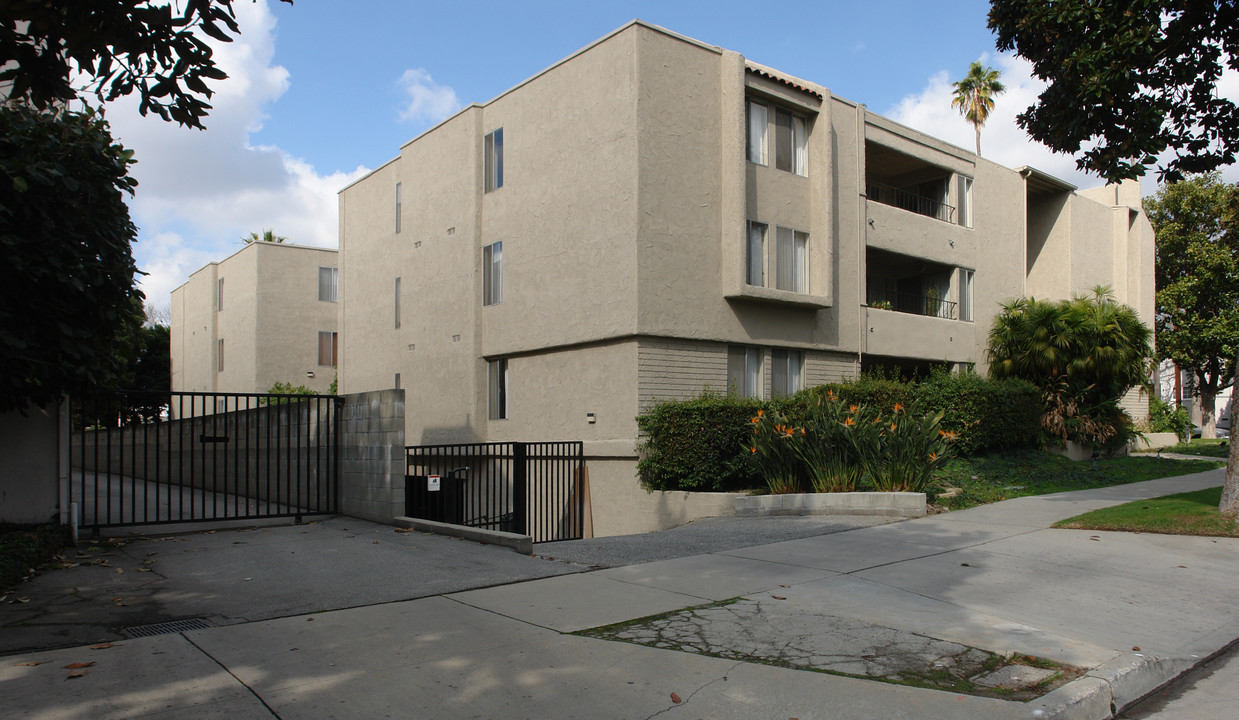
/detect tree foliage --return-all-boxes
[1144,174,1239,434]
[987,289,1152,449]
[0,105,145,413]
[989,0,1239,182]
[987,288,1153,405]
[1,0,294,129]
[243,228,287,244]
[951,61,1005,156]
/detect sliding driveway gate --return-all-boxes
[71,391,341,532]
[405,441,585,543]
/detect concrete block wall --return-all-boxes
[338,389,406,523]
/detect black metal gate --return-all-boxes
[70,391,341,532]
[405,441,585,543]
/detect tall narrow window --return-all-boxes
[217,278,224,311]
[959,269,974,322]
[484,128,504,192]
[318,267,338,302]
[217,338,224,373]
[793,115,808,176]
[958,176,973,228]
[318,331,338,366]
[775,227,809,293]
[488,358,508,420]
[394,277,401,328]
[395,181,402,233]
[482,242,502,305]
[771,349,803,397]
[727,345,764,399]
[746,221,767,286]
[746,99,768,165]
[774,108,794,172]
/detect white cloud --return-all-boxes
[396,68,461,125]
[102,0,368,310]
[885,54,1102,190]
[885,53,1239,195]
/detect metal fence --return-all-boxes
[405,441,585,543]
[71,391,340,532]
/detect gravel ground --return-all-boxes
[534,514,898,568]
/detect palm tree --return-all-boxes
[952,62,1005,156]
[242,229,287,244]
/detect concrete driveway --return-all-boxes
[3,468,1238,719]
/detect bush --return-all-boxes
[746,397,956,494]
[1147,396,1192,439]
[637,393,764,492]
[637,373,1040,492]
[912,371,1040,455]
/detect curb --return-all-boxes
[393,516,534,555]
[1031,652,1197,719]
[734,491,927,518]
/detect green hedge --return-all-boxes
[636,393,769,492]
[637,372,1040,491]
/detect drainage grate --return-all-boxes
[121,618,214,638]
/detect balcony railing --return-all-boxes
[866,182,956,224]
[867,289,957,320]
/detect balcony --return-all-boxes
[866,288,956,320]
[866,181,955,224]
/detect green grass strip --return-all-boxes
[1054,487,1239,537]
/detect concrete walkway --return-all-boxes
[4,468,1237,719]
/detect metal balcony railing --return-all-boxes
[866,182,956,224]
[867,288,957,320]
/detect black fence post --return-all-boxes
[512,442,528,536]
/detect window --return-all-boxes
[488,358,508,420]
[395,181,402,233]
[394,277,401,329]
[746,99,768,165]
[482,242,502,306]
[318,331,338,367]
[727,346,764,399]
[775,227,808,293]
[217,278,224,311]
[318,267,338,302]
[959,269,974,322]
[484,128,504,192]
[217,338,224,373]
[771,349,803,397]
[958,176,973,228]
[746,221,767,286]
[747,99,807,176]
[394,373,401,390]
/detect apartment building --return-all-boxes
[338,22,1154,534]
[171,241,340,397]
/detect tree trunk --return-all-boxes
[1200,385,1217,439]
[975,127,982,157]
[1219,350,1239,514]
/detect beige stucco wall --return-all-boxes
[0,402,64,525]
[171,242,339,397]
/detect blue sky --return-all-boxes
[103,0,1239,314]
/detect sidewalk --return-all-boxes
[4,468,1237,719]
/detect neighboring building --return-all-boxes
[337,22,1156,535]
[171,241,339,398]
[1158,359,1234,434]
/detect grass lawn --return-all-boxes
[0,523,72,592]
[1146,438,1231,459]
[1053,486,1239,537]
[933,449,1224,511]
